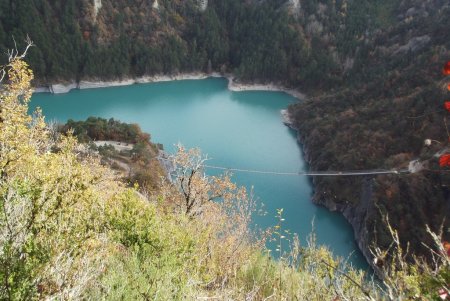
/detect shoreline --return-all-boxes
[227,80,306,100]
[34,73,306,100]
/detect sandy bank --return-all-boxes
[34,73,305,100]
[227,78,306,100]
[77,73,223,89]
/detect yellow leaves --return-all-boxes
[0,58,135,298]
[156,145,259,285]
[1,59,33,121]
[0,59,49,181]
[3,59,34,108]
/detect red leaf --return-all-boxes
[440,154,450,167]
[445,101,450,112]
[444,242,450,257]
[444,61,450,76]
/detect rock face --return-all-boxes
[288,0,301,14]
[197,0,208,12]
[288,118,374,264]
[318,178,376,269]
[50,82,78,94]
[79,79,135,90]
[152,0,159,10]
[93,0,102,18]
[280,110,294,127]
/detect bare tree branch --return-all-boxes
[1,36,34,84]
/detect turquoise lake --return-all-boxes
[30,77,368,269]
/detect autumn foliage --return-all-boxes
[445,101,450,112]
[443,61,450,76]
[440,154,450,167]
[440,64,450,166]
[1,56,449,300]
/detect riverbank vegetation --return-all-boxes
[2,51,450,300]
[60,117,153,144]
[58,117,166,194]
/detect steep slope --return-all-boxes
[0,0,381,88]
[1,0,449,268]
[288,0,450,264]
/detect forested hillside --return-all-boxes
[1,0,449,270]
[0,0,406,88]
[288,0,450,264]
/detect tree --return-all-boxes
[163,144,250,217]
[0,44,112,300]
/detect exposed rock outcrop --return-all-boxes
[281,109,294,127]
[93,0,102,19]
[315,178,376,271]
[50,82,78,94]
[152,0,159,10]
[197,0,208,12]
[287,0,301,15]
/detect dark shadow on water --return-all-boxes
[229,90,296,110]
[287,127,298,140]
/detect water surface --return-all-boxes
[31,78,367,268]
